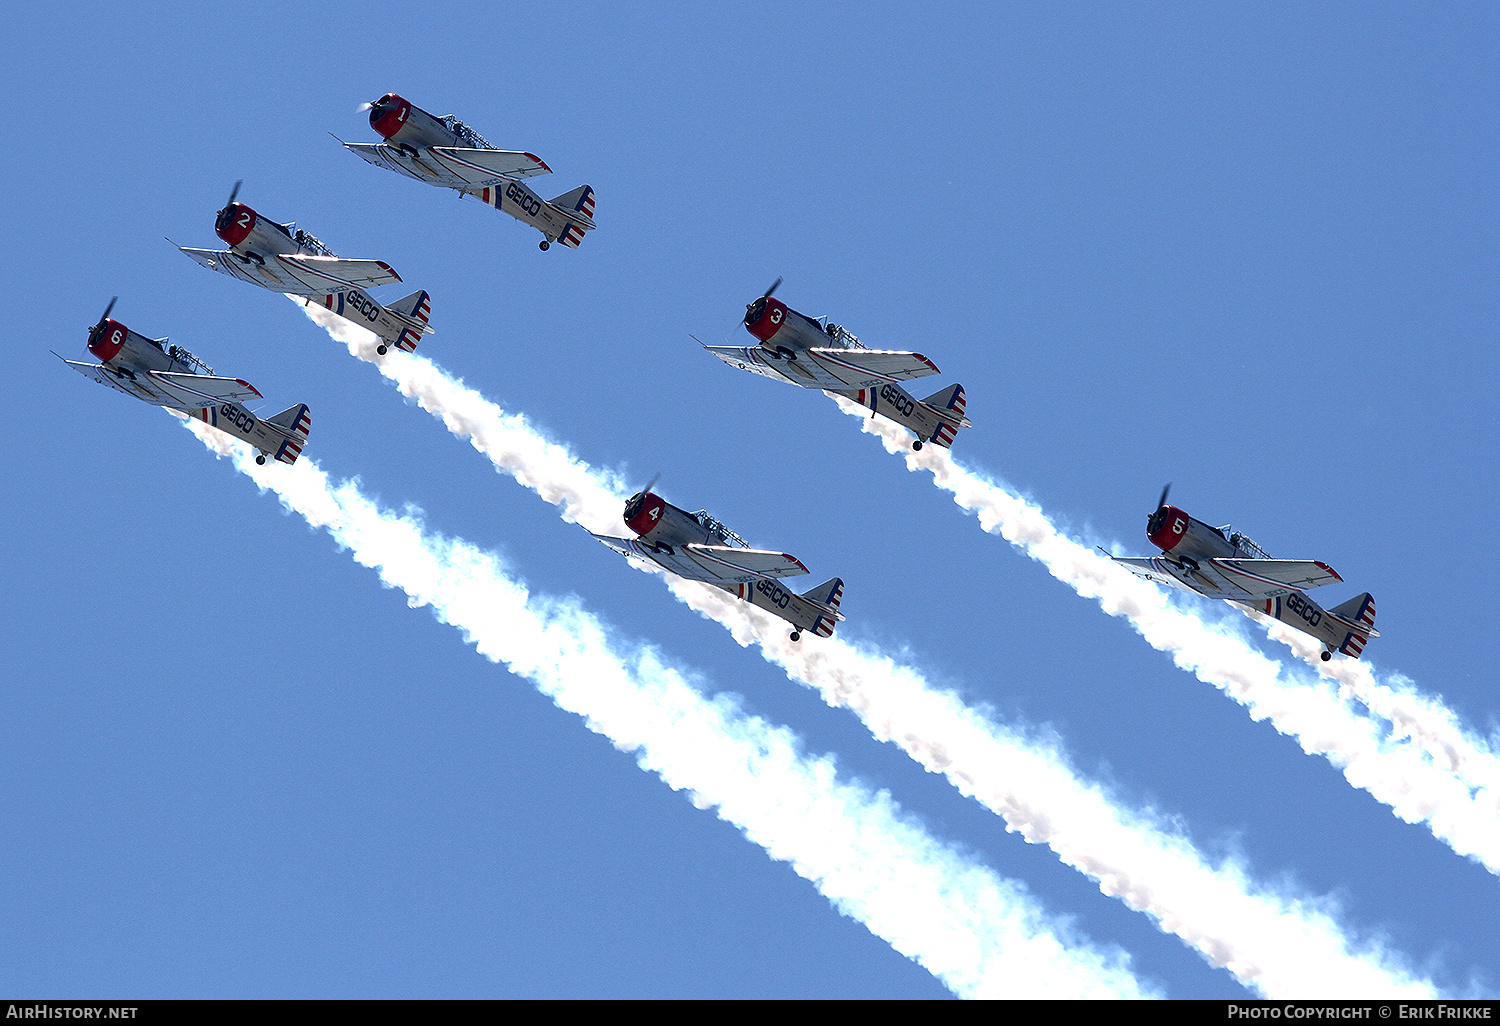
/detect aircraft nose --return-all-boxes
[89,319,126,363]
[214,202,256,247]
[369,93,412,139]
[624,493,666,537]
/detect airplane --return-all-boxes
[58,300,311,466]
[1107,485,1379,661]
[341,93,596,251]
[701,279,972,451]
[589,479,845,642]
[175,182,433,355]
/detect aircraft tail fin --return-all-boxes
[1329,592,1378,657]
[382,289,432,352]
[799,577,845,638]
[386,290,432,329]
[263,403,311,465]
[549,185,596,248]
[918,383,970,447]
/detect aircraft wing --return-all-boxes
[702,345,938,390]
[343,141,405,175]
[273,255,401,294]
[1211,558,1343,598]
[803,348,941,388]
[179,246,400,295]
[58,357,260,413]
[682,545,810,584]
[146,371,262,409]
[59,356,161,403]
[428,147,553,184]
[591,532,808,586]
[1107,555,1198,594]
[703,345,802,385]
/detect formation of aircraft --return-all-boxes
[175,182,433,355]
[58,300,310,466]
[703,279,972,451]
[1108,486,1378,660]
[67,92,1384,660]
[342,93,596,251]
[590,479,844,642]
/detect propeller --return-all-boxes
[357,99,376,113]
[744,277,783,328]
[628,473,661,504]
[1146,482,1174,538]
[87,296,119,345]
[623,474,661,525]
[225,179,242,208]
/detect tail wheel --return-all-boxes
[255,453,266,465]
[789,630,801,642]
[912,440,924,451]
[376,344,388,355]
[539,240,550,251]
[1321,651,1332,662]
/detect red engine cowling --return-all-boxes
[88,319,128,363]
[744,296,789,343]
[369,93,413,140]
[1147,505,1191,552]
[625,493,667,538]
[215,202,258,247]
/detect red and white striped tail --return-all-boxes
[812,580,844,638]
[1329,592,1377,658]
[1342,597,1376,657]
[924,384,967,448]
[275,406,311,465]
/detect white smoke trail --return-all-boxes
[1255,612,1500,798]
[182,416,1152,1000]
[836,399,1500,873]
[291,304,1438,997]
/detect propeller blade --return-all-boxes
[357,100,374,113]
[226,179,242,208]
[637,473,661,499]
[1157,482,1172,511]
[762,276,782,299]
[97,296,117,327]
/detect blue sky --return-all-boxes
[3,2,1498,998]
